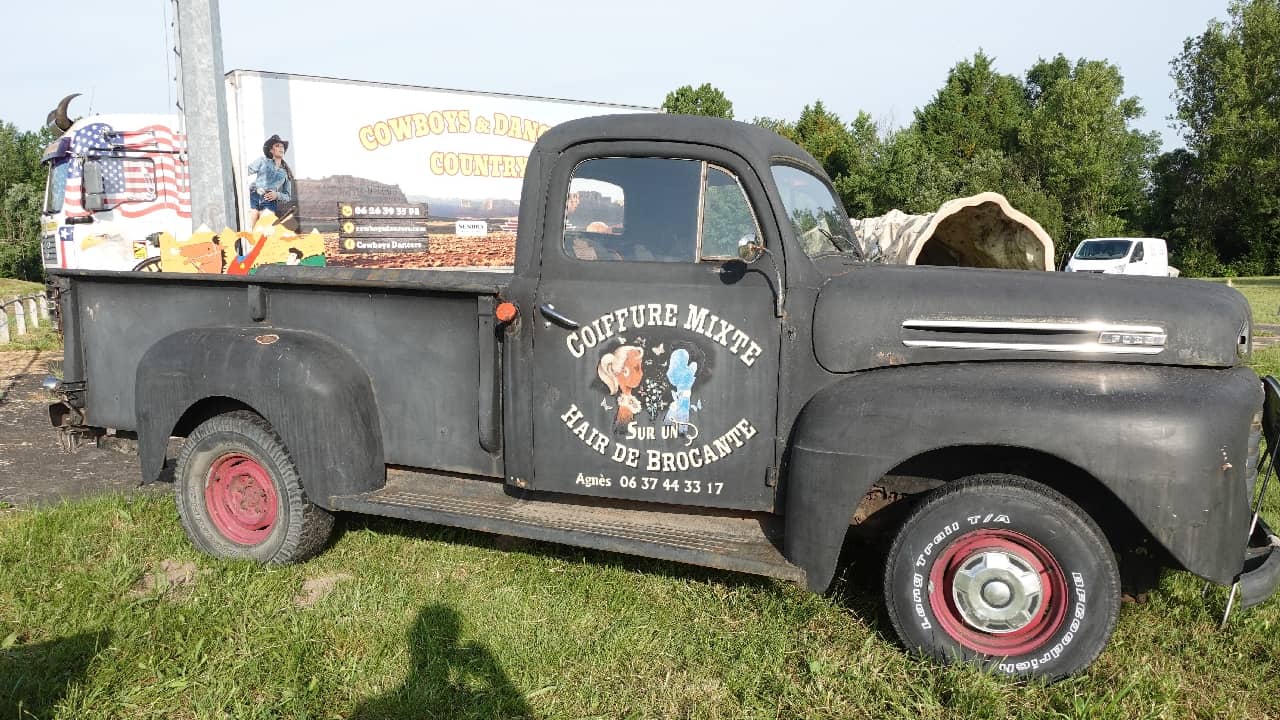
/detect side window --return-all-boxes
[86,157,158,209]
[700,166,758,259]
[564,157,699,262]
[1131,242,1144,262]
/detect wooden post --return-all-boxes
[26,297,38,329]
[12,297,25,337]
[0,305,9,344]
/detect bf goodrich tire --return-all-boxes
[883,474,1120,681]
[175,410,334,565]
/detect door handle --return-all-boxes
[538,303,580,329]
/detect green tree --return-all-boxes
[0,183,44,280]
[1144,149,1226,275]
[0,120,55,279]
[829,112,885,218]
[0,121,47,193]
[1020,55,1159,258]
[868,127,958,214]
[662,84,734,119]
[1,182,42,241]
[915,51,1029,165]
[791,101,856,181]
[1168,0,1280,274]
[750,116,796,142]
[909,53,1066,248]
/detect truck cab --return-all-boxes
[40,114,191,272]
[1065,237,1172,276]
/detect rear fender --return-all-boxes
[135,327,384,505]
[785,362,1262,592]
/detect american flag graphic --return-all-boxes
[63,123,191,219]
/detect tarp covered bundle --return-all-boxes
[851,192,1054,271]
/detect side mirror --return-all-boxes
[83,160,105,212]
[737,235,765,263]
[735,234,784,318]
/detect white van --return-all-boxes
[1064,237,1176,276]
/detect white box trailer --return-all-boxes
[39,71,654,273]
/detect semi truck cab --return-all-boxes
[40,113,191,272]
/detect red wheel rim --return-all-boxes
[928,529,1068,656]
[205,453,278,545]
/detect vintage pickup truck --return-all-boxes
[45,114,1280,680]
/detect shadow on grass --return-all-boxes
[827,533,898,644]
[350,604,532,720]
[0,630,110,719]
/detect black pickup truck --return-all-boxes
[45,114,1280,680]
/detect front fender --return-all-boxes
[135,327,384,505]
[785,361,1262,591]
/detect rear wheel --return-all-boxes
[883,474,1120,681]
[175,410,333,564]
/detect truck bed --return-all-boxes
[51,265,511,478]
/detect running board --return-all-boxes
[329,468,805,585]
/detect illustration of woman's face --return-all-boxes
[618,349,643,393]
[270,142,286,159]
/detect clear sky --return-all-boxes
[2,0,1229,150]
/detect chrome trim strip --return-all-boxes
[901,319,1165,334]
[900,318,1168,355]
[901,339,1165,354]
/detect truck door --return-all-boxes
[40,157,71,269]
[527,142,782,511]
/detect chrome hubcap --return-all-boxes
[951,550,1043,633]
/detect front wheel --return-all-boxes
[175,410,334,564]
[883,474,1120,681]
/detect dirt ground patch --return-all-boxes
[294,573,354,607]
[0,351,169,507]
[0,350,48,382]
[128,558,198,599]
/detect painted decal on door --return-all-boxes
[556,302,765,498]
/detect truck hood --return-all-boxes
[812,265,1251,372]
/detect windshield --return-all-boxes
[44,159,69,214]
[770,164,854,257]
[1074,240,1132,261]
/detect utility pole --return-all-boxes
[174,0,237,231]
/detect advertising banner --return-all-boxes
[223,71,655,271]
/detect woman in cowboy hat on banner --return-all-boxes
[247,134,294,227]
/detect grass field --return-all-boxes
[0,278,59,351]
[1202,276,1280,326]
[0,279,42,300]
[2,483,1278,720]
[4,281,1280,718]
